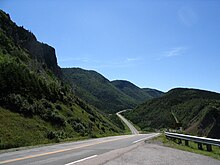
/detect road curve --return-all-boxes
[117,110,139,135]
[0,110,160,165]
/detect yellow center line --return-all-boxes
[0,135,136,164]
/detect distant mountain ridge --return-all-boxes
[112,80,163,103]
[123,88,220,138]
[142,88,164,98]
[62,68,163,113]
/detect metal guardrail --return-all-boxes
[165,132,220,152]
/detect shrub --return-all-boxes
[49,112,66,126]
[46,130,67,142]
[55,104,62,110]
[4,94,34,116]
[89,115,96,122]
[68,118,86,135]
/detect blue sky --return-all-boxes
[1,0,220,92]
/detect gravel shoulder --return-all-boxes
[80,142,220,165]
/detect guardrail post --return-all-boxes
[206,144,212,152]
[198,143,203,150]
[185,140,189,146]
[178,139,182,144]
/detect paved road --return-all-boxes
[1,112,218,165]
[117,110,139,135]
[0,133,159,165]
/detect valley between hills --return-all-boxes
[0,9,220,151]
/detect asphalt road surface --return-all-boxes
[116,110,139,135]
[1,112,218,165]
[0,133,159,165]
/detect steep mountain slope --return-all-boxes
[111,80,163,103]
[0,10,122,149]
[62,68,137,113]
[123,88,220,138]
[62,68,163,114]
[0,10,61,78]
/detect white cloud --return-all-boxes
[163,47,186,58]
[60,56,142,69]
[156,47,187,60]
[126,58,140,62]
[92,57,141,69]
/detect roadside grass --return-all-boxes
[0,107,52,150]
[0,131,126,154]
[150,134,220,160]
[0,106,126,152]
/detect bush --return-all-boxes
[46,130,67,142]
[89,115,96,122]
[49,112,66,126]
[3,94,34,116]
[68,118,86,135]
[55,104,62,110]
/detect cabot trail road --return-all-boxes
[0,111,219,165]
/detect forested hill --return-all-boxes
[62,68,137,113]
[0,10,123,149]
[111,80,163,103]
[123,88,220,138]
[62,68,163,113]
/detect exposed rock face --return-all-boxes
[21,36,61,77]
[0,10,61,77]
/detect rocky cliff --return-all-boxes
[0,10,61,77]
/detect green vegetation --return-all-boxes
[62,68,137,113]
[141,88,164,98]
[0,9,124,150]
[111,80,163,103]
[124,88,220,138]
[62,68,163,113]
[0,104,122,150]
[151,134,220,160]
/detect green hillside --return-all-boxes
[62,68,163,114]
[142,88,164,98]
[111,80,163,103]
[62,68,137,113]
[0,10,122,149]
[123,88,220,138]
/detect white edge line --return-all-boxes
[65,155,98,165]
[132,133,160,144]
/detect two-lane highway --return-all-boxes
[0,110,160,165]
[1,106,217,165]
[0,133,159,165]
[1,111,217,165]
[116,109,139,135]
